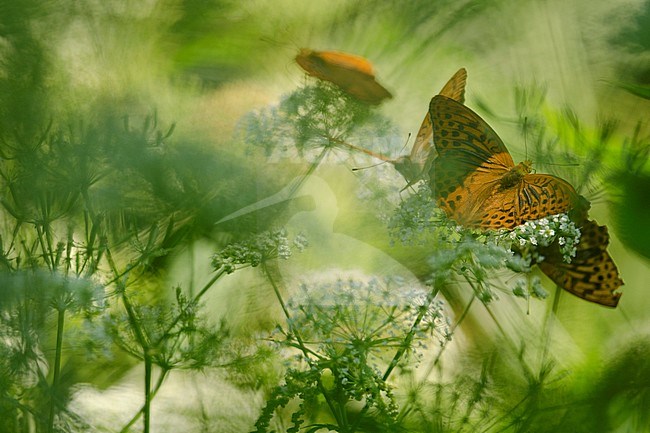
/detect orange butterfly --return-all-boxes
[428,94,580,230]
[295,48,392,105]
[427,95,623,306]
[346,68,467,186]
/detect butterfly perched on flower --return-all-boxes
[295,48,392,105]
[345,68,467,187]
[428,94,580,230]
[427,94,623,306]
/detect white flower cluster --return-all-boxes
[211,229,308,273]
[274,276,448,415]
[501,213,581,264]
[286,276,449,361]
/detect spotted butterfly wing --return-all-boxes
[538,219,623,307]
[428,95,580,229]
[295,48,392,105]
[393,68,468,185]
[342,69,467,185]
[438,68,468,103]
[463,173,581,229]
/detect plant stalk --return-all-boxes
[350,288,439,433]
[143,356,152,433]
[262,263,345,429]
[47,308,65,433]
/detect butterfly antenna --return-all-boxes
[398,132,412,153]
[352,161,388,171]
[260,26,298,50]
[544,162,580,167]
[523,116,529,160]
[259,35,286,47]
[540,152,581,168]
[264,35,302,77]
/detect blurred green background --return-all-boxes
[1,0,649,432]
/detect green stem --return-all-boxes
[37,194,57,270]
[489,394,532,433]
[5,218,22,259]
[143,356,152,433]
[350,288,439,433]
[119,369,169,433]
[541,285,562,363]
[159,269,225,339]
[464,275,536,381]
[80,189,103,275]
[105,245,155,433]
[35,224,53,270]
[47,308,65,433]
[383,306,428,381]
[108,240,224,433]
[405,293,475,409]
[116,255,224,433]
[261,263,345,428]
[42,223,56,271]
[119,291,153,433]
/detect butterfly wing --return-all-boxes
[339,77,393,105]
[413,68,469,161]
[538,220,623,307]
[295,49,392,105]
[440,175,505,227]
[515,174,580,224]
[297,49,376,77]
[428,94,514,224]
[452,173,578,230]
[438,68,468,103]
[401,68,469,182]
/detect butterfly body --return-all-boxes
[295,48,392,105]
[499,161,532,189]
[428,95,580,230]
[392,154,429,185]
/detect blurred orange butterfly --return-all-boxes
[295,48,392,105]
[347,68,467,186]
[427,95,623,306]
